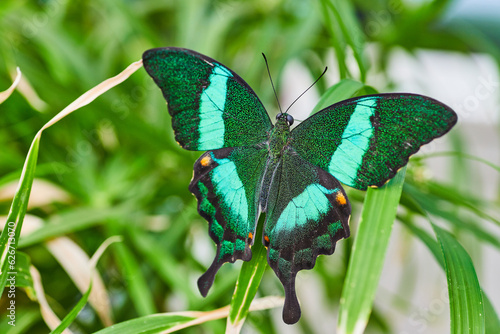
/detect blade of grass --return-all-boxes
[226,215,268,333]
[0,60,143,297]
[107,221,156,316]
[10,251,33,289]
[404,184,500,245]
[30,265,71,334]
[0,67,21,104]
[0,308,40,334]
[18,206,132,248]
[338,167,406,334]
[323,0,367,81]
[49,236,121,334]
[401,217,499,333]
[319,0,348,79]
[414,151,500,174]
[91,296,283,334]
[0,135,40,297]
[310,79,364,115]
[483,291,500,334]
[433,224,485,334]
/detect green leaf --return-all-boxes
[93,313,199,334]
[0,60,143,298]
[91,296,282,334]
[18,206,132,248]
[128,228,199,305]
[0,134,40,297]
[0,308,40,334]
[50,281,93,334]
[45,236,121,333]
[338,167,406,334]
[319,0,367,81]
[402,218,498,333]
[311,79,365,115]
[107,222,156,316]
[226,214,268,330]
[404,184,500,248]
[433,224,485,334]
[11,251,33,289]
[483,291,500,334]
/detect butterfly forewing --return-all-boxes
[289,94,457,190]
[143,48,273,150]
[263,147,351,324]
[189,146,268,295]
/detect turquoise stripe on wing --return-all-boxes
[273,184,338,233]
[189,146,268,298]
[197,64,233,150]
[210,153,249,234]
[328,97,377,185]
[263,149,351,324]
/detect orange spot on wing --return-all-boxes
[248,232,253,240]
[336,192,347,206]
[264,235,270,246]
[200,155,211,167]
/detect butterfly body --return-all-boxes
[142,47,457,324]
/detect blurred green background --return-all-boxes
[1,0,499,333]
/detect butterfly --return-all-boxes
[142,47,457,324]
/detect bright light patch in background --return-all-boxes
[387,49,499,124]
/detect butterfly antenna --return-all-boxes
[262,53,283,113]
[284,66,328,114]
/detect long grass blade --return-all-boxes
[310,79,364,115]
[91,296,283,334]
[48,237,121,334]
[0,60,143,297]
[433,224,485,334]
[0,135,40,296]
[338,167,407,334]
[401,218,499,333]
[0,67,21,104]
[226,215,268,333]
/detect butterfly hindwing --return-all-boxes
[143,47,273,150]
[290,93,457,190]
[189,145,268,295]
[263,148,351,324]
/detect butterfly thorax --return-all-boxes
[268,117,290,159]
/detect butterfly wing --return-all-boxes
[263,148,351,324]
[189,145,268,296]
[289,94,457,190]
[143,47,273,150]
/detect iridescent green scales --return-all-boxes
[143,48,271,150]
[142,47,457,325]
[290,94,456,189]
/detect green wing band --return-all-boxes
[290,93,457,190]
[197,64,232,149]
[143,47,272,151]
[189,146,268,296]
[263,148,351,324]
[328,97,378,185]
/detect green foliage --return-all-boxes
[1,0,499,333]
[338,167,407,333]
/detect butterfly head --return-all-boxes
[276,113,294,126]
